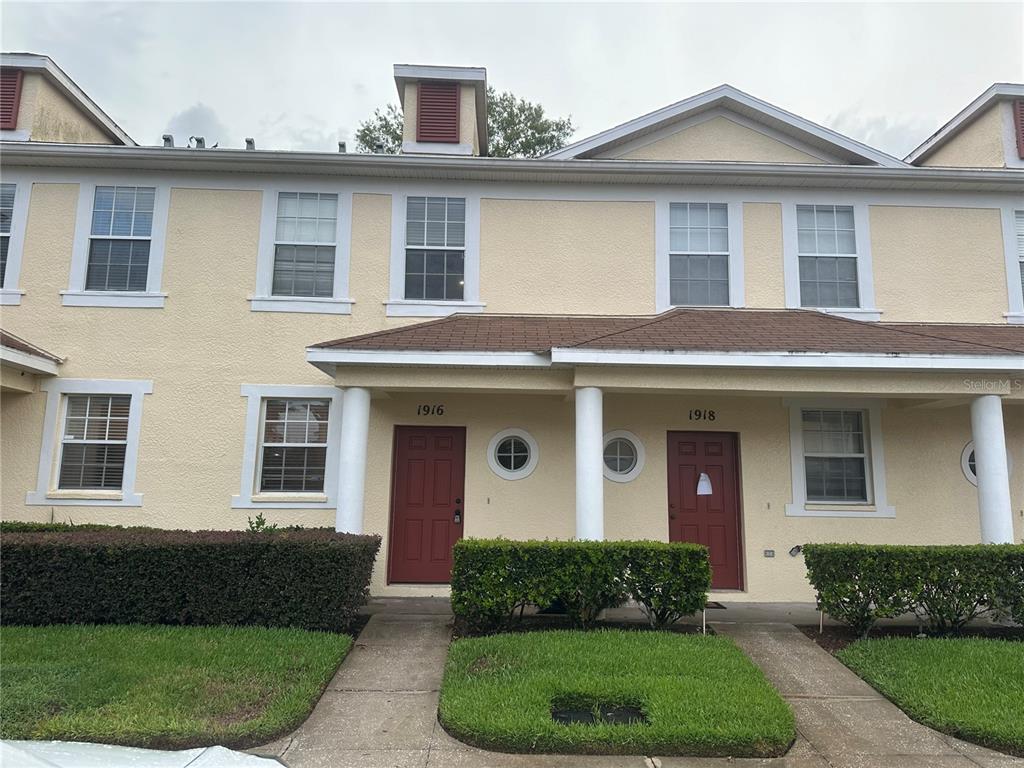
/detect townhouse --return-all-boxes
[1,55,1022,598]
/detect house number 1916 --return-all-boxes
[417,404,445,416]
[689,409,716,421]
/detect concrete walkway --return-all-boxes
[253,603,1020,768]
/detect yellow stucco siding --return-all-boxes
[920,105,1006,168]
[480,199,656,314]
[15,72,115,144]
[743,203,786,308]
[609,116,825,163]
[870,206,1007,323]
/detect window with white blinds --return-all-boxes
[86,186,155,292]
[258,398,330,492]
[405,196,465,301]
[272,192,338,298]
[669,202,730,306]
[801,409,870,503]
[58,394,131,490]
[1016,210,1023,300]
[0,182,14,287]
[797,204,860,309]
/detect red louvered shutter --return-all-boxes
[417,82,460,143]
[1014,100,1024,160]
[0,69,23,131]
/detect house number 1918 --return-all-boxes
[689,409,716,421]
[417,404,445,416]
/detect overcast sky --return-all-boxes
[3,2,1022,157]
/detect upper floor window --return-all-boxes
[0,68,23,131]
[1016,210,1024,301]
[669,202,729,306]
[405,196,465,302]
[797,205,859,309]
[0,182,14,286]
[272,192,338,298]
[86,186,155,292]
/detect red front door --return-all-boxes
[388,426,466,583]
[666,431,743,590]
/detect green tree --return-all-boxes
[354,87,575,158]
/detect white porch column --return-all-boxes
[970,394,1014,544]
[575,386,604,540]
[336,386,371,534]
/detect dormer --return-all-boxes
[394,64,487,156]
[0,53,134,145]
[906,83,1024,169]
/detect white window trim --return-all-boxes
[486,428,538,481]
[251,186,354,314]
[656,199,743,312]
[0,175,32,305]
[26,378,152,507]
[784,398,894,518]
[232,384,342,509]
[1002,207,1024,324]
[602,429,645,483]
[64,180,170,308]
[387,190,483,317]
[782,202,881,322]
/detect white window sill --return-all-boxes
[785,502,895,518]
[26,489,143,507]
[385,299,486,317]
[1005,312,1024,325]
[805,307,882,322]
[231,493,333,509]
[0,289,25,306]
[248,296,354,315]
[61,291,167,308]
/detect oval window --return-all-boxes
[602,430,645,482]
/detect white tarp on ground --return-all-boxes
[0,741,281,768]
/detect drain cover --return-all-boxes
[551,703,648,726]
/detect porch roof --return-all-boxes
[312,308,1024,358]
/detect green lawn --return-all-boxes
[439,629,794,756]
[0,624,352,749]
[839,637,1024,756]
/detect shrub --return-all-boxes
[0,521,147,533]
[0,528,380,632]
[451,538,709,633]
[803,543,1024,636]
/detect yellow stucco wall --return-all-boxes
[920,104,1006,168]
[743,203,786,308]
[480,199,656,314]
[354,392,1023,599]
[870,206,1008,323]
[608,116,825,163]
[15,72,115,144]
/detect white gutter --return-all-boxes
[306,346,1024,373]
[550,348,1024,372]
[2,143,1022,191]
[0,344,61,376]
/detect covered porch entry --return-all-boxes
[305,309,1023,598]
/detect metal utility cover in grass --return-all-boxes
[439,629,795,756]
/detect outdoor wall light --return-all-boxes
[696,472,712,496]
[789,545,803,557]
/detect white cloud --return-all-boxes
[164,103,230,148]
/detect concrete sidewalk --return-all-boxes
[253,603,1019,768]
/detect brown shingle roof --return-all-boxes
[312,309,1024,358]
[0,329,63,362]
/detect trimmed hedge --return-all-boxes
[451,538,710,633]
[803,543,1024,636]
[0,528,380,632]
